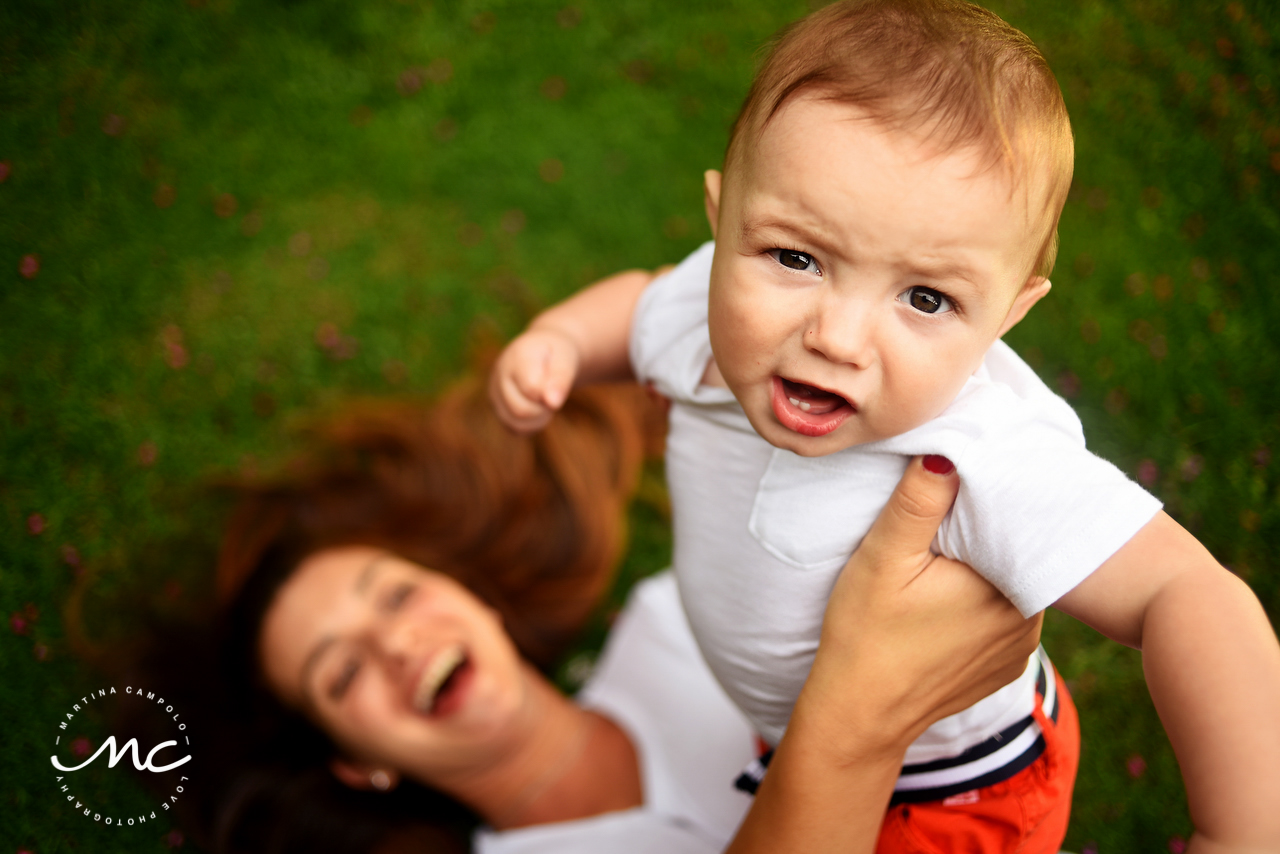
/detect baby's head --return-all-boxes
[704,0,1073,457]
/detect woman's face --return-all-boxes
[259,546,529,781]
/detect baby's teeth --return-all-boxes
[799,401,811,412]
[789,397,800,407]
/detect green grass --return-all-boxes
[2,0,1277,851]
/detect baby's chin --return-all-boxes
[748,407,871,458]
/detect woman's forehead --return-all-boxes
[259,547,389,700]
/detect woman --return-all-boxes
[142,378,1037,853]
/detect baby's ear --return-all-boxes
[703,170,723,238]
[997,277,1051,338]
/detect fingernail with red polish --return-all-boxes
[922,455,954,475]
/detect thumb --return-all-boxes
[540,346,578,410]
[861,455,960,570]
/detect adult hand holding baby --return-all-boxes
[728,455,1043,854]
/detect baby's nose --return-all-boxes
[806,304,875,367]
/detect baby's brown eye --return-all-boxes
[773,249,818,272]
[900,286,953,314]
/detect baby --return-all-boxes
[490,1,1280,850]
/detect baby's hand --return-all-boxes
[489,327,581,433]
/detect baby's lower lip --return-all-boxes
[770,377,853,437]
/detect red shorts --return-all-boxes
[875,668,1081,854]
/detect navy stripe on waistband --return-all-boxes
[733,649,1059,802]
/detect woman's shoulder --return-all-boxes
[473,805,725,854]
[575,570,756,846]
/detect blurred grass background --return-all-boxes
[1,0,1277,851]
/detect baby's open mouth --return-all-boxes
[413,643,471,715]
[780,378,850,415]
[771,377,854,437]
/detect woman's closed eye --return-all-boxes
[328,655,363,701]
[769,248,821,275]
[898,286,954,315]
[381,581,416,612]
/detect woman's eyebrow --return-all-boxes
[355,555,387,594]
[299,556,387,704]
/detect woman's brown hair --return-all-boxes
[218,377,656,668]
[137,378,660,854]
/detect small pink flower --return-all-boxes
[1136,459,1159,486]
[27,513,45,535]
[1126,753,1147,778]
[138,441,158,467]
[0,160,11,182]
[315,322,358,361]
[1056,371,1081,398]
[315,322,341,350]
[10,613,29,635]
[1180,455,1204,481]
[165,341,189,369]
[1168,835,1187,853]
[153,184,176,209]
[162,325,188,369]
[1082,844,1098,854]
[19,254,39,279]
[214,192,238,218]
[61,544,81,567]
[101,113,126,136]
[70,737,92,758]
[33,643,48,661]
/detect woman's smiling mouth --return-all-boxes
[413,643,473,716]
[771,377,854,437]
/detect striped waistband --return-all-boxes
[733,648,1058,803]
[890,647,1057,804]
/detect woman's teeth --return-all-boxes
[413,643,466,712]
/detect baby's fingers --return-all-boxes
[538,346,578,410]
[490,359,550,433]
[500,367,554,425]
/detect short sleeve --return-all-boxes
[931,386,1163,616]
[629,242,734,405]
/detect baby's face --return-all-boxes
[707,96,1050,457]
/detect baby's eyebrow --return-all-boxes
[905,259,983,289]
[738,216,837,252]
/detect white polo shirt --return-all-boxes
[630,242,1160,770]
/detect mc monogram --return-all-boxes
[51,735,191,773]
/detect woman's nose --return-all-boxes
[371,615,423,670]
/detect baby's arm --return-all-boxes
[1055,512,1280,853]
[489,268,655,433]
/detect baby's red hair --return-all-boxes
[725,0,1074,279]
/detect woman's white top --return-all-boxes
[474,572,757,854]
